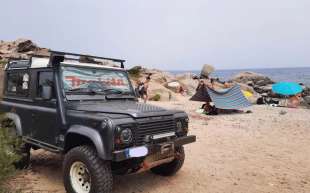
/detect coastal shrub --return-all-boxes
[0,116,21,189]
[0,60,7,67]
[151,93,161,101]
[128,66,142,79]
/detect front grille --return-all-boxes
[134,116,175,146]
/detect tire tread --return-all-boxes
[63,145,113,193]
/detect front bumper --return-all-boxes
[113,135,196,162]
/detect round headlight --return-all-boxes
[176,121,183,132]
[185,118,189,123]
[120,128,133,144]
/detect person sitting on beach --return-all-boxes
[196,79,216,114]
[288,93,302,108]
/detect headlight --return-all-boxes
[176,119,189,135]
[176,121,183,133]
[119,128,133,144]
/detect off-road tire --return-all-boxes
[63,145,113,193]
[151,146,185,176]
[14,143,31,169]
[1,119,31,169]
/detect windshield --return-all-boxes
[61,65,134,98]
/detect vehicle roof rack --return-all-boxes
[49,50,126,69]
[5,50,126,69]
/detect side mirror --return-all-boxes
[41,85,52,100]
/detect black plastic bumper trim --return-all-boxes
[112,135,196,162]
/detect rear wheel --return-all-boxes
[63,145,113,193]
[1,119,30,169]
[151,146,185,176]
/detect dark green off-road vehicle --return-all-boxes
[0,51,196,193]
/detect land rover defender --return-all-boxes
[0,51,196,193]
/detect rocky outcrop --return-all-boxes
[128,66,197,101]
[233,72,274,85]
[231,71,310,106]
[0,39,49,61]
[232,72,276,99]
[0,66,4,98]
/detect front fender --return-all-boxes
[66,125,110,160]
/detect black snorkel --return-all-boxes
[49,52,67,128]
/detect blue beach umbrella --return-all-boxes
[272,82,303,96]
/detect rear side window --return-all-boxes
[37,71,55,98]
[6,71,30,96]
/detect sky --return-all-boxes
[1,0,309,70]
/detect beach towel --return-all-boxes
[207,85,252,110]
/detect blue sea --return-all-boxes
[170,67,310,87]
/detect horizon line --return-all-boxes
[162,66,310,72]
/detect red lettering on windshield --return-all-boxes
[65,76,127,87]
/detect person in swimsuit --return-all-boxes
[142,76,151,103]
[136,75,151,103]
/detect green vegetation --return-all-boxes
[151,93,161,101]
[0,116,21,190]
[0,60,7,67]
[128,66,142,79]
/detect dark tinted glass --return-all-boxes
[37,71,55,98]
[6,71,30,96]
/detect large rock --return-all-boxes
[302,86,310,97]
[253,84,273,94]
[0,66,4,99]
[232,71,274,86]
[16,39,38,53]
[0,38,49,60]
[148,82,177,101]
[175,73,198,95]
[165,81,181,92]
[200,64,215,78]
[142,68,174,84]
[304,96,310,105]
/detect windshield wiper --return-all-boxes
[67,88,103,95]
[67,87,132,98]
[101,88,124,94]
[101,88,135,99]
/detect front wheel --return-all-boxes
[151,146,185,176]
[63,146,113,193]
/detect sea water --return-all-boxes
[170,67,310,87]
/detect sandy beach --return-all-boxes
[6,98,310,193]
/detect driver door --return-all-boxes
[31,70,60,147]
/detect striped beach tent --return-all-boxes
[207,85,252,109]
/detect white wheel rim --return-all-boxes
[70,161,91,193]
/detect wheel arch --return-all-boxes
[65,125,109,160]
[2,112,23,136]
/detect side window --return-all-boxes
[6,71,30,96]
[37,71,55,98]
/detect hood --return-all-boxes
[67,101,179,118]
